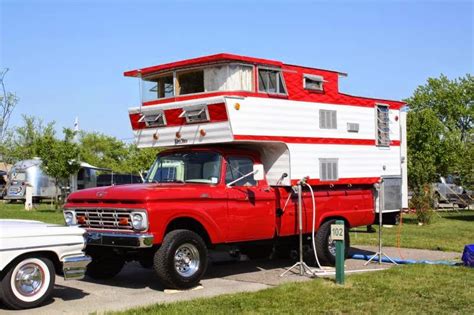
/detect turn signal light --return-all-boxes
[200,129,206,137]
[153,132,159,140]
[77,216,86,224]
[176,131,181,139]
[119,217,129,225]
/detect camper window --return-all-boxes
[177,70,205,95]
[258,68,287,94]
[319,109,337,129]
[142,74,174,102]
[376,104,390,146]
[304,74,324,91]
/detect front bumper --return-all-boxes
[85,231,154,248]
[62,255,92,280]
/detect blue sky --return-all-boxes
[1,0,472,141]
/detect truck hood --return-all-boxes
[66,183,217,204]
[0,219,86,239]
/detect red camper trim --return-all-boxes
[234,135,401,146]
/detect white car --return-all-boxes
[0,219,91,309]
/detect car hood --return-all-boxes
[66,183,218,204]
[0,219,86,239]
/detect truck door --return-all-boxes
[225,156,275,242]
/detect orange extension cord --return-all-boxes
[396,211,405,259]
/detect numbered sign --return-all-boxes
[331,224,345,241]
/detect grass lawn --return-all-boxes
[115,264,474,314]
[0,202,65,225]
[350,210,473,253]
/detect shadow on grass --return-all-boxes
[443,214,474,222]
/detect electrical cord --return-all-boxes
[303,182,326,273]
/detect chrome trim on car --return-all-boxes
[85,231,154,248]
[0,242,84,252]
[62,255,92,280]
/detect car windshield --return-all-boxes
[145,151,221,184]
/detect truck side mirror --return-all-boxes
[253,164,265,181]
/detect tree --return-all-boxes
[120,145,159,175]
[78,131,129,172]
[0,69,18,144]
[1,115,55,164]
[405,74,473,191]
[38,128,80,206]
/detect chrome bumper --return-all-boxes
[62,255,92,280]
[85,231,154,248]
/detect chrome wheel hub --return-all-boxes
[328,236,337,257]
[174,243,200,277]
[15,263,44,297]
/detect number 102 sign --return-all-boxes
[331,224,345,241]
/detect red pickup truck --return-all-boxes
[64,146,375,289]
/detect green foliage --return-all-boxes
[78,131,129,172]
[0,115,55,164]
[405,74,473,191]
[78,131,158,174]
[37,128,81,205]
[409,185,434,225]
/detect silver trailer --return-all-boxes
[4,158,59,201]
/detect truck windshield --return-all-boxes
[146,152,221,184]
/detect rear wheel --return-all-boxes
[154,230,208,289]
[0,256,55,310]
[314,219,349,266]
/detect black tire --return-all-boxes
[457,203,467,209]
[154,229,208,289]
[315,219,350,266]
[86,250,125,280]
[0,256,55,310]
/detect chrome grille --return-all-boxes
[75,208,133,231]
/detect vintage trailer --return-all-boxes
[5,159,59,202]
[64,53,407,289]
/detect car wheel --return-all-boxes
[0,256,55,310]
[315,220,350,266]
[433,193,440,209]
[86,251,125,280]
[154,229,208,289]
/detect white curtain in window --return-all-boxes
[227,65,252,91]
[204,66,227,91]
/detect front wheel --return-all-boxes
[0,256,55,310]
[154,229,208,289]
[315,219,350,266]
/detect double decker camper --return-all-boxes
[64,54,407,289]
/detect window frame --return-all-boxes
[225,155,258,187]
[375,103,391,147]
[319,109,337,129]
[179,105,210,124]
[319,158,339,181]
[138,110,167,128]
[303,73,324,92]
[257,66,288,96]
[141,63,255,102]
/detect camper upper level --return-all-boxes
[124,53,404,110]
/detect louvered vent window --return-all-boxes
[138,111,166,127]
[179,106,210,123]
[376,104,390,146]
[319,159,338,181]
[319,109,337,129]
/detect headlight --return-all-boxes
[131,212,148,231]
[64,210,76,226]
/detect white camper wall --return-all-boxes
[226,97,402,182]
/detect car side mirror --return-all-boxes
[253,164,265,181]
